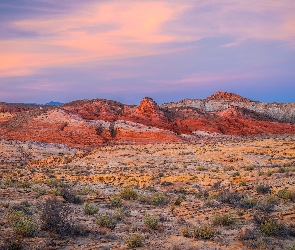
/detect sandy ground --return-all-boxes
[0,136,295,249]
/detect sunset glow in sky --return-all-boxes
[1,0,295,104]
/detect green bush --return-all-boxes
[150,193,167,205]
[5,210,38,237]
[96,213,117,229]
[31,186,47,197]
[113,207,131,221]
[259,219,287,237]
[139,192,167,206]
[125,233,144,248]
[144,214,159,230]
[110,195,122,207]
[193,224,215,239]
[120,186,138,200]
[83,202,99,215]
[212,214,235,226]
[51,187,61,196]
[278,189,295,202]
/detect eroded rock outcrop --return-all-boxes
[0,92,295,148]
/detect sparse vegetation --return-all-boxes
[38,196,75,235]
[83,202,99,215]
[120,186,138,200]
[193,224,215,239]
[259,219,287,237]
[144,214,159,230]
[5,210,38,237]
[1,138,295,248]
[212,214,235,226]
[125,233,144,248]
[96,213,117,229]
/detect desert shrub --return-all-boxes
[175,187,187,195]
[60,186,83,204]
[144,214,159,230]
[212,214,235,226]
[15,182,31,189]
[195,190,209,200]
[256,185,271,194]
[173,195,184,206]
[232,171,240,177]
[240,195,258,209]
[245,166,254,171]
[139,192,167,206]
[51,187,61,196]
[110,195,122,207]
[150,193,167,205]
[277,189,295,202]
[193,224,215,239]
[217,190,243,206]
[5,210,38,237]
[1,202,9,208]
[38,196,74,235]
[125,233,144,248]
[96,213,117,229]
[113,207,131,221]
[31,186,47,197]
[83,202,99,215]
[120,186,138,200]
[255,200,275,212]
[76,186,95,195]
[259,219,287,237]
[265,194,279,204]
[181,226,191,237]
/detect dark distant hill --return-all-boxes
[45,101,64,106]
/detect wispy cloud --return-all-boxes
[1,1,188,77]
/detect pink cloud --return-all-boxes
[1,2,188,77]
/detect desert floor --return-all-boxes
[0,136,295,249]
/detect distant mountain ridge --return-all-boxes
[0,91,294,148]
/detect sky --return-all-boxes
[1,0,295,104]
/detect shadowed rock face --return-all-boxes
[0,91,295,148]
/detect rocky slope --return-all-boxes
[161,91,295,123]
[0,92,294,148]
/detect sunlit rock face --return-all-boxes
[0,92,295,148]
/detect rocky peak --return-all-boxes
[206,91,251,102]
[136,97,160,115]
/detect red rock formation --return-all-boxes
[1,93,295,148]
[206,91,252,102]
